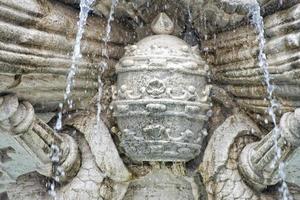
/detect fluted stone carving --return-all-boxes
[203,3,300,125]
[193,0,300,35]
[1,0,300,199]
[239,109,300,191]
[0,0,133,113]
[0,94,80,192]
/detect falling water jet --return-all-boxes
[96,0,119,134]
[102,0,119,59]
[55,0,95,131]
[47,144,63,199]
[50,0,95,199]
[249,2,292,200]
[279,0,283,6]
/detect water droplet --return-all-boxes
[264,118,268,124]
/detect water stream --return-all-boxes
[102,0,119,59]
[50,0,95,198]
[48,0,293,199]
[49,0,118,197]
[55,0,95,131]
[96,0,119,132]
[250,3,292,200]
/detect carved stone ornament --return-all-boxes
[239,109,300,191]
[0,94,80,192]
[2,0,300,199]
[112,13,211,162]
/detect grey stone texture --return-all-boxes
[112,14,211,162]
[0,0,300,200]
[0,0,133,113]
[203,3,300,126]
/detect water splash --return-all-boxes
[250,3,292,200]
[96,0,119,132]
[50,0,95,198]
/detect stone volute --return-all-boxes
[112,13,211,162]
[0,94,80,192]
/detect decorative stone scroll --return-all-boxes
[0,94,80,192]
[239,108,300,191]
[200,109,300,200]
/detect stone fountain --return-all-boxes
[0,0,300,199]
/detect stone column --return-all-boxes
[239,109,300,191]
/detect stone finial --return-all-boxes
[151,12,174,35]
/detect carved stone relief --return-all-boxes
[0,0,300,200]
[203,3,300,127]
[112,14,211,162]
[0,0,134,113]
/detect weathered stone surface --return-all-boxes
[124,169,194,200]
[0,94,81,192]
[96,0,300,48]
[6,133,106,200]
[1,0,300,199]
[90,0,298,35]
[6,172,49,200]
[57,0,80,5]
[201,111,300,199]
[151,13,175,35]
[286,148,300,186]
[194,0,300,35]
[200,113,263,200]
[0,0,134,113]
[203,3,300,126]
[55,133,105,200]
[66,111,131,182]
[239,109,300,191]
[90,0,198,41]
[0,94,52,192]
[112,13,211,162]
